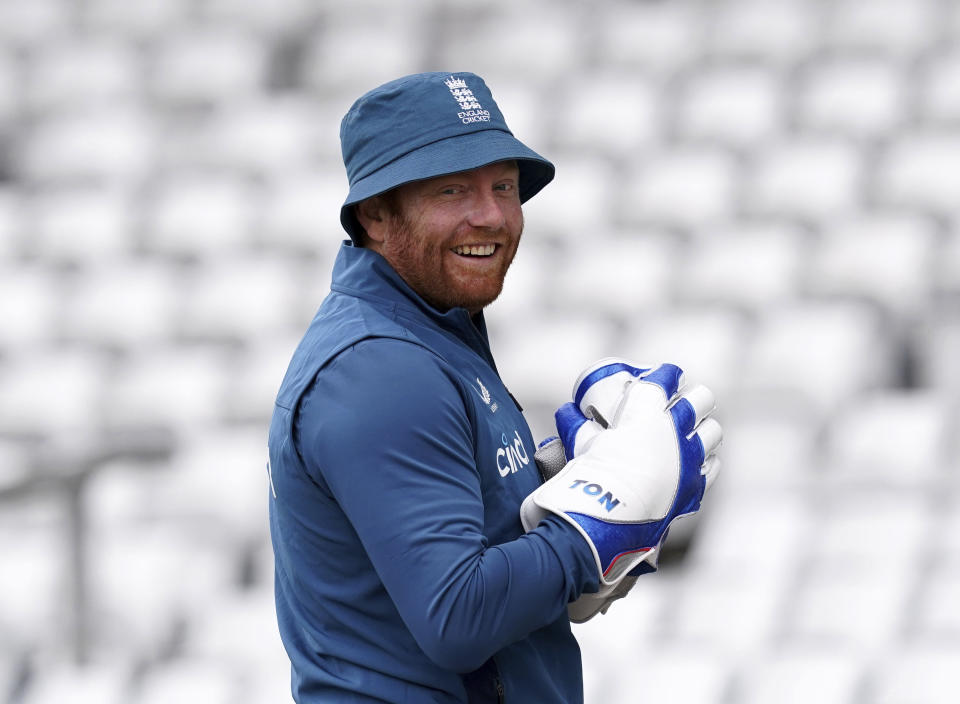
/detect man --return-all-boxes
[268,72,721,703]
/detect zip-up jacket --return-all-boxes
[268,242,599,703]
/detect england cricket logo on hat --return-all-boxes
[445,76,491,124]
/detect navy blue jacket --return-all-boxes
[268,243,599,703]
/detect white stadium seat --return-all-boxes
[806,213,937,316]
[0,264,60,350]
[823,390,950,486]
[101,347,228,428]
[60,258,179,348]
[877,132,960,215]
[596,0,702,76]
[20,106,156,186]
[743,300,892,408]
[19,663,129,704]
[871,643,960,703]
[621,147,739,228]
[745,138,862,221]
[24,37,141,113]
[706,0,820,65]
[150,28,268,106]
[553,72,662,156]
[736,646,865,704]
[29,185,134,262]
[921,49,960,123]
[798,57,906,138]
[550,233,678,317]
[143,174,258,257]
[677,64,783,147]
[677,221,806,310]
[824,0,939,57]
[0,349,107,435]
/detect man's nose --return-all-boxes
[466,190,508,230]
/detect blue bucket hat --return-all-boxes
[339,71,555,241]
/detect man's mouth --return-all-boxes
[452,244,497,257]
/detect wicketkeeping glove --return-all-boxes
[522,358,722,622]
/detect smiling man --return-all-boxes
[267,72,721,704]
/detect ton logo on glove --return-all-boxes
[566,479,622,512]
[521,357,722,622]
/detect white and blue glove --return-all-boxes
[522,358,722,622]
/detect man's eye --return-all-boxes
[495,183,516,192]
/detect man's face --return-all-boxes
[369,161,524,315]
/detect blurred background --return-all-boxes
[1,0,959,701]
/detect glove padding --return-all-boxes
[524,358,722,621]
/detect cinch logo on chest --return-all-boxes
[496,430,530,478]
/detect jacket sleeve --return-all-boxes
[295,338,598,673]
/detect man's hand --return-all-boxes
[523,358,722,622]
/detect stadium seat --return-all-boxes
[301,11,429,96]
[553,72,661,156]
[60,258,179,348]
[19,663,129,704]
[823,390,949,486]
[258,168,349,253]
[677,221,806,310]
[0,0,67,48]
[80,0,189,38]
[550,233,678,317]
[914,561,960,639]
[620,305,751,400]
[735,646,865,704]
[706,0,820,65]
[0,264,60,350]
[150,27,267,107]
[921,49,960,123]
[745,137,862,221]
[143,173,257,257]
[29,185,134,263]
[177,253,300,342]
[797,56,906,138]
[519,156,615,238]
[0,349,107,436]
[914,311,960,393]
[589,640,731,704]
[23,37,141,114]
[676,64,783,147]
[0,188,20,261]
[136,660,239,704]
[196,97,325,177]
[824,0,939,57]
[877,132,960,215]
[742,300,892,409]
[621,147,738,228]
[871,642,960,703]
[0,48,18,123]
[20,106,156,186]
[0,497,64,650]
[102,347,228,428]
[805,213,937,316]
[595,0,702,76]
[786,557,913,648]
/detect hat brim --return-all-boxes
[339,128,554,241]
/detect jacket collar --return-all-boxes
[329,241,495,361]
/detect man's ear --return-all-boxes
[354,197,389,245]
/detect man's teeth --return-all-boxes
[453,244,496,256]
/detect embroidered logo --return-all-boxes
[474,377,498,413]
[444,75,491,124]
[496,429,530,478]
